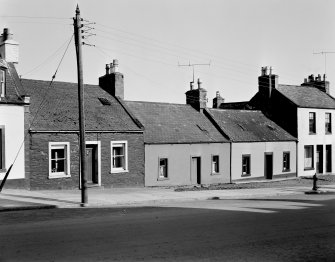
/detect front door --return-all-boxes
[326,145,332,173]
[265,153,273,179]
[86,145,98,184]
[191,157,201,185]
[316,145,323,174]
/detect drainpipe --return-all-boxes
[229,142,232,183]
[296,140,298,177]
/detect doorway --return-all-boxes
[264,153,273,179]
[326,145,332,173]
[191,157,201,185]
[86,145,98,184]
[316,145,323,174]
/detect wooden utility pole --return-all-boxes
[73,5,87,206]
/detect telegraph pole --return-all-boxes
[73,5,88,206]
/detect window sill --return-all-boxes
[0,168,7,173]
[326,132,332,135]
[304,167,314,171]
[157,177,169,181]
[49,173,71,179]
[309,132,316,135]
[211,172,221,176]
[241,173,251,177]
[110,169,129,174]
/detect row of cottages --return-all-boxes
[126,79,297,186]
[215,66,335,177]
[0,28,298,189]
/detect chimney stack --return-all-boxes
[99,59,124,99]
[301,73,330,94]
[185,78,207,112]
[0,28,19,65]
[258,66,278,98]
[213,91,225,108]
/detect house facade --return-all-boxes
[21,61,145,190]
[207,109,297,181]
[248,68,335,177]
[126,79,230,187]
[0,28,29,188]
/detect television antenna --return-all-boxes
[313,51,335,78]
[178,61,211,83]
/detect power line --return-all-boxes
[0,15,71,20]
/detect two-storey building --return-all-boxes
[248,68,335,177]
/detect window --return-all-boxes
[309,112,316,134]
[0,69,5,97]
[159,158,168,179]
[0,126,5,170]
[212,155,219,174]
[304,145,314,170]
[49,142,70,178]
[283,152,290,172]
[325,113,332,134]
[242,155,251,176]
[111,141,128,172]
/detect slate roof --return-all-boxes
[0,60,26,104]
[125,101,228,144]
[208,109,296,142]
[21,79,142,132]
[277,84,335,109]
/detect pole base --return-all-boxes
[80,203,89,207]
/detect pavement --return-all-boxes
[1,184,335,212]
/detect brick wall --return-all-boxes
[28,132,144,190]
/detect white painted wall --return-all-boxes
[297,108,335,176]
[145,143,230,186]
[231,141,296,180]
[0,105,25,180]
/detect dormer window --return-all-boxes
[0,69,5,97]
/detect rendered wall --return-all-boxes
[145,143,230,186]
[231,141,296,181]
[0,105,25,180]
[297,108,335,177]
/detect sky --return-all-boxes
[1,0,335,105]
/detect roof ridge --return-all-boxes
[125,100,190,107]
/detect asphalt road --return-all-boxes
[1,194,335,262]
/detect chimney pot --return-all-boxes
[197,78,202,89]
[190,81,194,90]
[105,64,110,75]
[216,91,220,98]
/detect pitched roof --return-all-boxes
[21,79,142,132]
[125,101,228,144]
[208,109,296,142]
[0,61,26,104]
[277,84,335,109]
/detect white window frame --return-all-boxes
[304,145,314,170]
[211,155,220,174]
[48,142,70,179]
[110,141,128,173]
[242,154,251,176]
[325,112,332,134]
[283,152,290,172]
[0,69,5,98]
[158,157,168,180]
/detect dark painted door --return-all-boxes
[86,146,98,184]
[265,154,273,179]
[191,157,201,185]
[316,145,323,174]
[326,145,332,173]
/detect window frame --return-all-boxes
[325,112,332,134]
[309,112,316,134]
[242,154,251,176]
[0,69,5,98]
[48,142,71,179]
[0,126,5,171]
[304,145,314,170]
[282,151,290,172]
[158,157,168,180]
[211,155,220,175]
[110,141,128,173]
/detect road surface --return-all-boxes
[1,194,334,261]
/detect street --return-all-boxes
[1,194,335,261]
